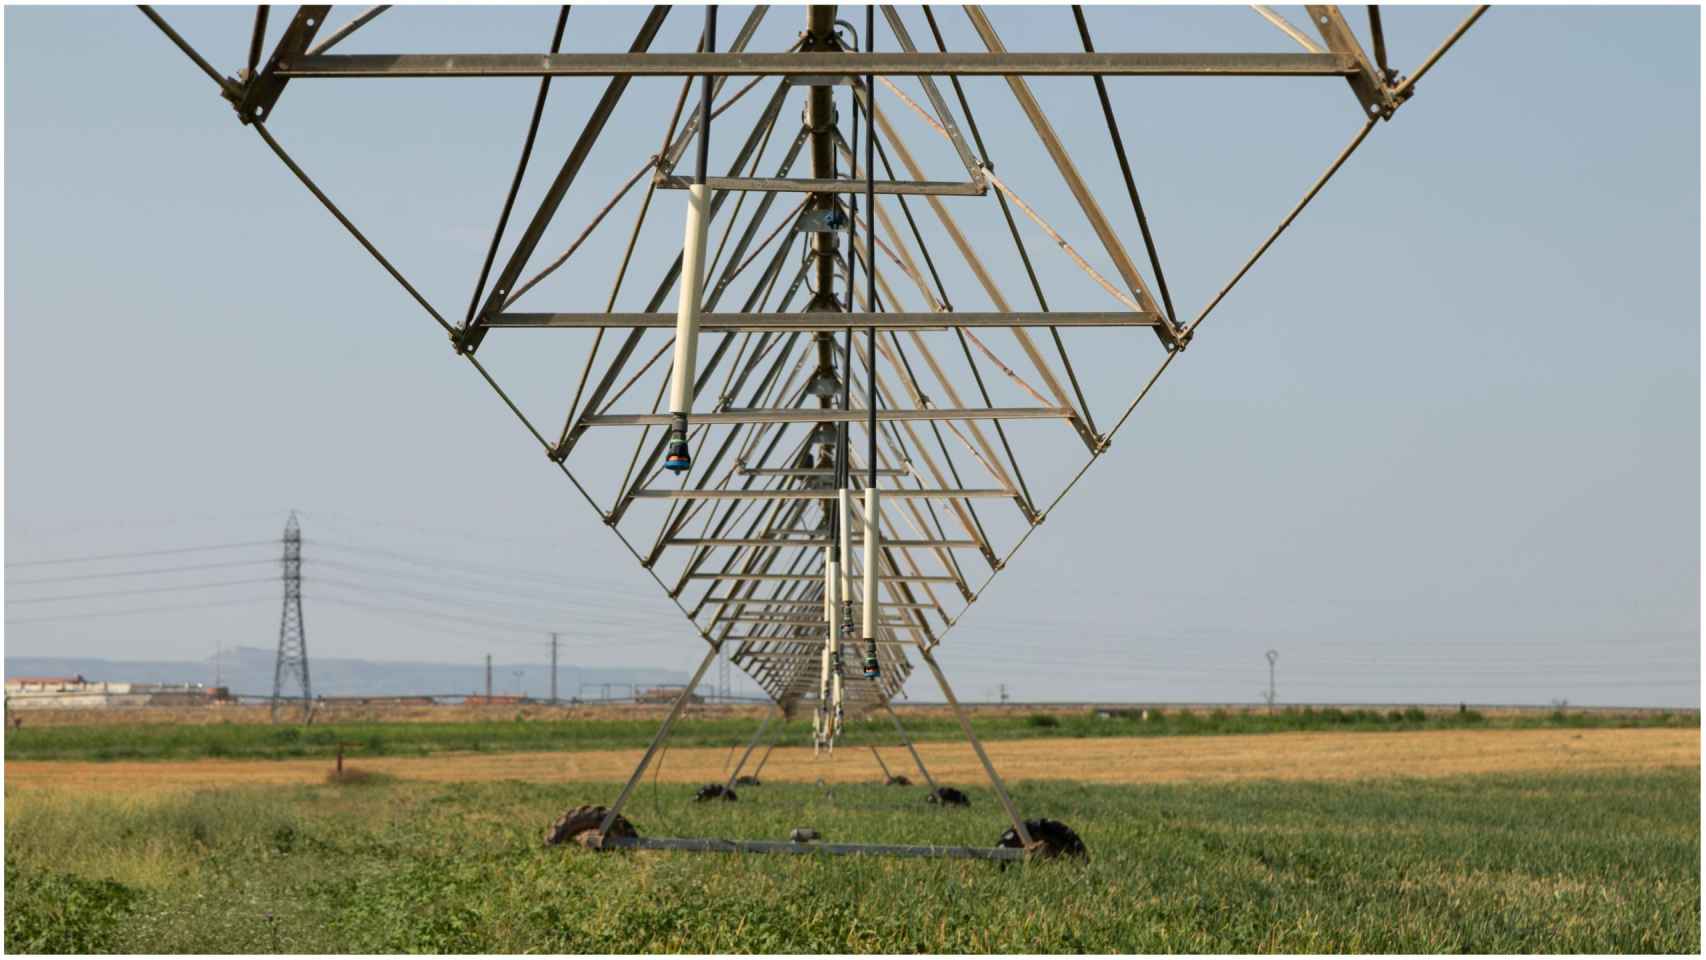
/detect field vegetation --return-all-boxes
[6,705,1693,763]
[5,769,1697,952]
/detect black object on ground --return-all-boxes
[694,783,738,802]
[997,818,1089,861]
[544,804,637,849]
[925,786,970,807]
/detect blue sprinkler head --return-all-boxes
[862,641,880,680]
[664,434,692,474]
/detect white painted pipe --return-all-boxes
[862,487,879,640]
[669,183,711,417]
[837,488,853,609]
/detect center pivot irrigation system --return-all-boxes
[143,2,1485,862]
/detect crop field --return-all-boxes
[5,764,1699,953]
[5,704,1693,763]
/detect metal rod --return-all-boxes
[1392,6,1489,99]
[917,645,1031,847]
[1184,116,1378,340]
[248,6,272,79]
[136,6,241,97]
[1367,6,1390,80]
[281,51,1360,78]
[598,639,723,835]
[883,702,939,791]
[304,5,390,57]
[250,122,452,336]
[724,703,775,790]
[584,407,1067,427]
[491,311,1154,330]
[1072,5,1179,331]
[465,5,570,326]
[1251,5,1326,54]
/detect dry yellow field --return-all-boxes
[6,727,1695,795]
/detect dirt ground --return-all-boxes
[5,728,1696,795]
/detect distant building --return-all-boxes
[4,677,233,710]
[635,685,704,705]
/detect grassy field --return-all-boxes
[4,768,1697,953]
[5,705,1694,763]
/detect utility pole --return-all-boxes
[271,512,311,723]
[485,654,492,701]
[1264,649,1279,713]
[550,634,559,705]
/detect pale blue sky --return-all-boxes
[5,4,1699,706]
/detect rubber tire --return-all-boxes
[733,775,762,786]
[694,783,738,802]
[925,786,970,807]
[543,804,637,849]
[884,774,913,787]
[996,818,1089,861]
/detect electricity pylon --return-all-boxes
[271,511,311,722]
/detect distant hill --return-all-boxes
[4,646,687,700]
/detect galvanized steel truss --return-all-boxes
[144,2,1485,852]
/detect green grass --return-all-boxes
[5,768,1698,952]
[6,706,1694,763]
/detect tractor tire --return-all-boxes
[544,804,636,849]
[996,818,1088,861]
[925,786,970,807]
[884,774,913,787]
[694,783,738,802]
[733,775,762,786]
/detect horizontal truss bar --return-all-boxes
[489,311,1155,330]
[584,407,1068,426]
[704,597,934,609]
[634,488,1009,500]
[657,174,983,196]
[688,573,956,582]
[281,51,1357,78]
[668,537,975,547]
[736,467,909,478]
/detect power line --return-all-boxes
[3,595,275,626]
[306,538,660,600]
[5,539,278,568]
[5,576,280,605]
[306,556,685,622]
[7,558,277,585]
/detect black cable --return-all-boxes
[5,539,277,568]
[8,558,276,586]
[4,595,274,626]
[5,577,278,605]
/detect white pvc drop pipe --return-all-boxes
[668,183,711,418]
[862,487,879,641]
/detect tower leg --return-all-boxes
[869,744,894,781]
[598,641,722,837]
[917,647,1033,847]
[750,725,782,779]
[724,704,777,790]
[882,701,939,792]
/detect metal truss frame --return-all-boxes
[142,2,1487,859]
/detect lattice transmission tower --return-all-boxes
[271,511,311,722]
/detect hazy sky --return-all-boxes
[5,5,1699,707]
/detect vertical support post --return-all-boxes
[550,633,560,705]
[599,640,724,836]
[883,701,938,792]
[917,647,1032,846]
[485,654,492,700]
[725,704,777,789]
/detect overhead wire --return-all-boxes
[5,539,278,568]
